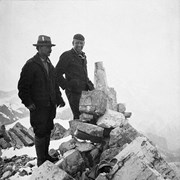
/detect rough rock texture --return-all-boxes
[0,123,34,149]
[0,155,36,180]
[30,160,74,180]
[76,122,104,138]
[97,109,126,128]
[124,112,132,118]
[0,137,11,149]
[51,123,67,140]
[79,113,94,122]
[116,103,126,113]
[0,122,67,150]
[14,122,34,141]
[76,141,95,152]
[59,138,76,155]
[94,62,119,111]
[100,147,122,162]
[9,123,34,147]
[109,123,141,147]
[94,61,108,92]
[69,120,81,136]
[79,90,107,116]
[106,87,117,111]
[110,136,179,180]
[96,173,108,180]
[56,149,85,177]
[110,154,166,180]
[8,129,24,149]
[1,61,179,180]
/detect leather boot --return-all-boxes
[34,136,46,167]
[45,135,59,163]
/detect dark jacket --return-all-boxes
[55,48,94,93]
[18,53,63,108]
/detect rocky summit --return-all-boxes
[0,62,180,180]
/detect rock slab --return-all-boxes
[30,160,74,180]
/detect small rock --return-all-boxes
[95,173,108,180]
[76,141,95,152]
[49,148,59,158]
[2,170,12,179]
[19,169,28,176]
[51,123,67,140]
[80,113,94,122]
[124,112,132,118]
[69,120,82,136]
[59,138,76,155]
[116,103,126,113]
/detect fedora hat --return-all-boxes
[33,35,56,47]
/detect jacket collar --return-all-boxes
[71,48,86,59]
[71,48,85,55]
[40,56,51,63]
[32,53,52,78]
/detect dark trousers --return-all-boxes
[30,105,56,137]
[65,89,81,119]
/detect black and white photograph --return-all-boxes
[0,0,180,179]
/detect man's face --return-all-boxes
[39,46,52,57]
[73,39,85,53]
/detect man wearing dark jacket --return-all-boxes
[56,34,94,119]
[18,35,65,166]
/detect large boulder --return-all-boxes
[109,123,141,147]
[97,109,126,129]
[10,124,34,147]
[51,123,67,140]
[56,149,85,177]
[110,154,166,180]
[75,122,104,143]
[109,136,179,180]
[30,160,74,180]
[8,130,24,149]
[79,90,107,116]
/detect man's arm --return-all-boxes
[17,62,35,109]
[55,53,69,90]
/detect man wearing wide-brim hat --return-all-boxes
[18,35,65,166]
[56,34,94,119]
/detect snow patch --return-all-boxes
[1,135,72,158]
[6,117,30,130]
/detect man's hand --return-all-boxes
[27,104,36,111]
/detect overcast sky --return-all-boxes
[0,0,180,150]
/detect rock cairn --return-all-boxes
[31,62,180,180]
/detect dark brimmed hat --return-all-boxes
[73,34,85,41]
[33,35,56,47]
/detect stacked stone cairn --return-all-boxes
[30,62,180,180]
